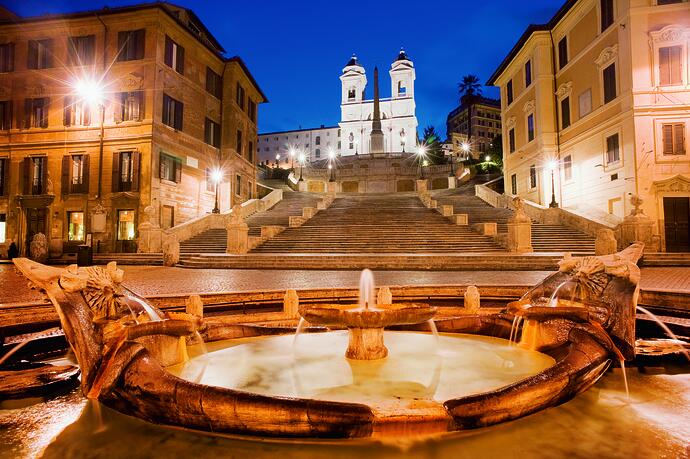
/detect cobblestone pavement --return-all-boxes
[1,264,688,305]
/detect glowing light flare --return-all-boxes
[461,142,471,152]
[73,78,104,106]
[328,164,332,170]
[328,149,335,160]
[211,168,223,184]
[547,160,558,171]
[417,145,427,156]
[298,153,306,163]
[289,148,296,158]
[485,155,491,162]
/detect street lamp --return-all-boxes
[461,141,471,161]
[548,160,559,208]
[401,135,406,153]
[416,145,427,179]
[289,148,296,171]
[275,153,280,168]
[328,149,336,182]
[74,77,105,199]
[211,168,223,213]
[298,153,306,181]
[485,155,491,162]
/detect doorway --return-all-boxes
[25,208,47,248]
[663,197,690,252]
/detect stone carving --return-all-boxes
[228,204,245,225]
[227,204,249,254]
[507,198,532,253]
[522,100,535,113]
[595,44,618,68]
[464,286,480,313]
[29,233,48,263]
[649,25,689,44]
[185,295,204,319]
[555,81,573,99]
[505,116,516,129]
[653,174,690,193]
[122,72,144,90]
[59,263,127,322]
[377,286,392,305]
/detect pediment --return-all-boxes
[653,174,690,193]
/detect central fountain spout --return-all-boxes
[299,269,436,360]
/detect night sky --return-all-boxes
[9,0,563,137]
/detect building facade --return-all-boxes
[446,96,502,157]
[488,0,690,252]
[0,3,265,257]
[258,125,340,166]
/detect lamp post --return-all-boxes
[417,145,427,179]
[275,153,280,168]
[401,135,406,153]
[298,153,305,181]
[548,160,559,208]
[328,149,336,182]
[211,168,223,213]
[74,77,105,199]
[289,148,296,171]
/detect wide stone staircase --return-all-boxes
[178,192,322,255]
[250,193,504,254]
[432,189,596,253]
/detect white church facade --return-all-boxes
[258,50,418,165]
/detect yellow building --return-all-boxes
[446,96,502,157]
[488,0,690,252]
[0,3,266,256]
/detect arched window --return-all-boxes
[398,81,406,95]
[315,148,320,158]
[347,87,356,101]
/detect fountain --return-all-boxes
[8,245,644,438]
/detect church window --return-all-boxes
[347,87,356,101]
[316,136,320,145]
[398,81,406,95]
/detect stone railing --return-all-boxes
[475,181,617,237]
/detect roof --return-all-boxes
[345,54,362,67]
[226,56,268,103]
[396,48,410,61]
[259,125,340,136]
[0,2,268,102]
[486,0,578,86]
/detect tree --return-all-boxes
[422,125,445,165]
[457,74,483,143]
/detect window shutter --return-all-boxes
[6,43,14,72]
[176,45,184,74]
[662,124,674,155]
[669,46,682,85]
[23,99,31,128]
[40,158,47,193]
[164,36,173,66]
[27,40,37,69]
[117,32,127,61]
[61,155,70,195]
[112,151,121,192]
[40,98,48,128]
[63,96,72,126]
[1,158,8,196]
[82,154,90,194]
[135,29,145,60]
[136,91,143,121]
[174,158,182,183]
[45,39,53,68]
[659,47,670,86]
[131,151,140,191]
[674,124,685,155]
[22,157,31,194]
[174,100,183,130]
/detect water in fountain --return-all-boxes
[636,306,690,362]
[549,281,571,307]
[292,318,308,352]
[359,269,375,309]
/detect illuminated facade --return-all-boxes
[0,3,265,257]
[488,0,690,252]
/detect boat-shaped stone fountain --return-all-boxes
[10,243,643,438]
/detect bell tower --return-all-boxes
[390,48,415,99]
[340,54,367,104]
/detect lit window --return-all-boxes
[159,153,182,183]
[0,213,5,243]
[67,211,85,241]
[117,210,136,241]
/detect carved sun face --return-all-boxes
[82,266,126,322]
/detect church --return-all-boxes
[258,50,418,164]
[339,50,418,156]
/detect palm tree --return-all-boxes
[457,74,483,143]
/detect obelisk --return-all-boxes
[370,66,384,154]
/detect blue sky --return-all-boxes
[9,0,564,137]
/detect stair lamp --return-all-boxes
[548,160,559,208]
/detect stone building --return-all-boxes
[487,0,690,252]
[446,96,502,157]
[258,125,340,166]
[0,3,266,257]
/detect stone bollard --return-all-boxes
[595,228,618,255]
[416,179,428,194]
[377,286,392,305]
[453,214,469,225]
[185,294,204,319]
[284,289,299,318]
[162,234,180,266]
[447,176,456,189]
[440,205,454,217]
[464,285,480,313]
[226,205,249,254]
[137,205,163,253]
[506,197,533,253]
[297,181,307,192]
[29,233,49,263]
[302,207,317,219]
[326,181,337,195]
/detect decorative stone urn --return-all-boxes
[507,197,533,253]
